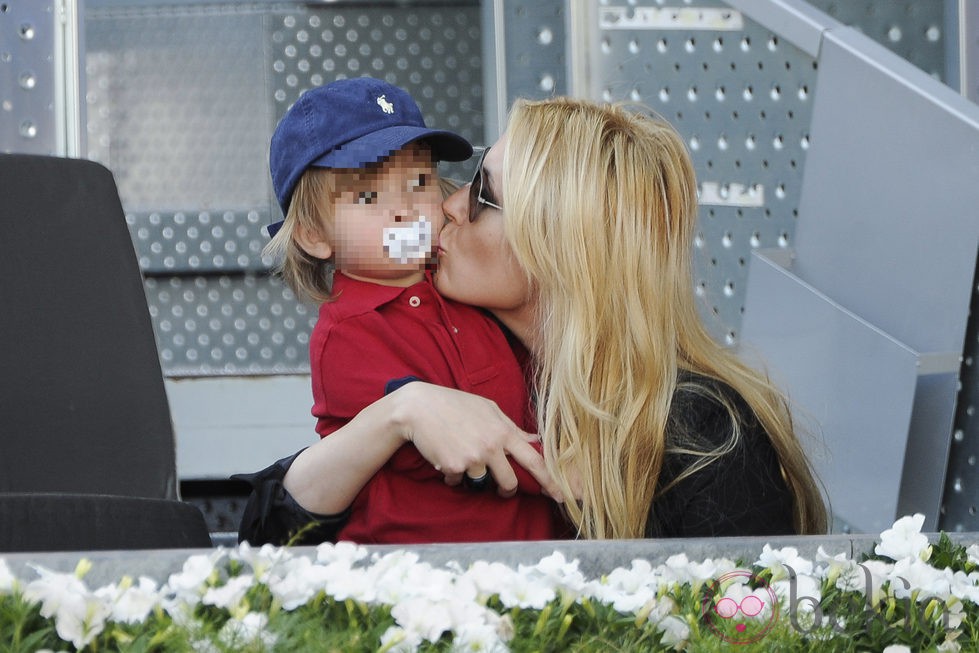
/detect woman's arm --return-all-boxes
[238,382,562,545]
[286,381,562,511]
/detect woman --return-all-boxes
[238,97,826,542]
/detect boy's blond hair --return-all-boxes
[263,167,341,304]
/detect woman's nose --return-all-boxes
[441,183,469,226]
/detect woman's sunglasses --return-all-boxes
[468,147,502,222]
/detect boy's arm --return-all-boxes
[283,381,563,515]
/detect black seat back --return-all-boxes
[0,154,177,499]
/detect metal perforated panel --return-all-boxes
[596,0,816,345]
[270,3,483,182]
[85,8,272,211]
[0,0,58,154]
[145,274,315,377]
[944,268,979,532]
[503,0,567,104]
[806,0,946,80]
[592,0,947,347]
[83,1,485,376]
[127,209,270,274]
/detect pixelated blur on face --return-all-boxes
[330,142,441,279]
[435,134,533,316]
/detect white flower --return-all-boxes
[93,576,160,624]
[372,558,455,605]
[496,570,556,609]
[24,566,109,650]
[325,565,374,603]
[463,561,519,600]
[755,544,813,581]
[391,596,457,642]
[232,542,289,582]
[839,559,893,604]
[23,566,89,619]
[939,596,965,629]
[51,594,111,651]
[189,639,220,653]
[718,578,775,623]
[882,646,912,653]
[772,573,821,612]
[265,556,326,610]
[590,582,655,614]
[316,540,368,566]
[379,625,423,653]
[938,638,962,653]
[218,611,277,649]
[966,544,979,566]
[950,570,979,605]
[202,574,254,610]
[451,622,509,652]
[585,561,660,613]
[0,559,16,594]
[875,513,932,562]
[888,558,951,601]
[815,546,851,584]
[525,552,587,595]
[656,615,690,648]
[166,550,226,604]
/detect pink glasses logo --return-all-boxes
[700,570,779,644]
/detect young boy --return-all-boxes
[263,77,559,544]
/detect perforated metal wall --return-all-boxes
[595,1,815,343]
[269,3,483,181]
[84,1,483,376]
[502,0,567,104]
[806,0,946,79]
[945,262,979,533]
[0,0,58,154]
[591,0,947,345]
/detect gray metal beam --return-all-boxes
[724,0,838,58]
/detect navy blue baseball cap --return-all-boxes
[267,77,473,237]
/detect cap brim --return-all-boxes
[266,220,284,239]
[311,125,473,170]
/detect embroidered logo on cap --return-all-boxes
[377,95,395,114]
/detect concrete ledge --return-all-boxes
[4,533,978,587]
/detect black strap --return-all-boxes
[233,450,349,546]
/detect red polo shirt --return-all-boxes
[310,272,560,543]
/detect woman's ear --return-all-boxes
[293,223,333,260]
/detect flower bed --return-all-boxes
[1,514,977,652]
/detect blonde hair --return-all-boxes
[502,97,827,539]
[263,168,341,304]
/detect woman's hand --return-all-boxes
[390,382,563,502]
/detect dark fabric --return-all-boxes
[0,494,211,552]
[234,450,350,546]
[0,154,177,498]
[645,374,796,538]
[384,376,421,395]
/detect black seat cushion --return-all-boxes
[0,493,211,552]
